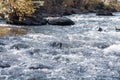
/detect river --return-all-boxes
[0,13,120,80]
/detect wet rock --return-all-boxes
[98,27,103,32]
[6,12,47,26]
[49,42,63,49]
[27,49,41,55]
[115,27,120,32]
[96,10,113,16]
[81,50,92,57]
[10,43,30,50]
[93,42,110,49]
[49,41,69,49]
[0,42,6,46]
[29,64,53,70]
[22,17,47,25]
[0,61,10,68]
[47,17,75,26]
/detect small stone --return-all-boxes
[50,42,63,49]
[115,27,120,32]
[98,27,102,32]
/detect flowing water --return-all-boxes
[0,13,120,80]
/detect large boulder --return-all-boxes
[6,12,47,26]
[46,17,75,26]
[7,17,47,26]
[96,10,113,16]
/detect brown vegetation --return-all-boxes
[38,0,104,14]
[0,0,120,22]
[0,0,35,21]
[108,2,120,11]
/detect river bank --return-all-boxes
[1,0,120,26]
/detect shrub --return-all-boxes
[0,0,35,21]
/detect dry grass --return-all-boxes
[112,2,120,11]
[0,27,11,36]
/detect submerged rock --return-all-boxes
[49,41,69,49]
[93,42,110,49]
[47,17,75,26]
[29,64,53,70]
[0,61,10,68]
[98,27,103,32]
[96,10,113,16]
[26,49,41,56]
[50,42,63,49]
[10,43,30,50]
[115,27,120,32]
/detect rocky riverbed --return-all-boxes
[0,13,120,80]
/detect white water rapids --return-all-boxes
[0,13,120,80]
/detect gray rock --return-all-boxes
[93,42,110,49]
[47,17,75,26]
[29,63,53,70]
[10,43,30,50]
[49,42,63,49]
[96,10,113,16]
